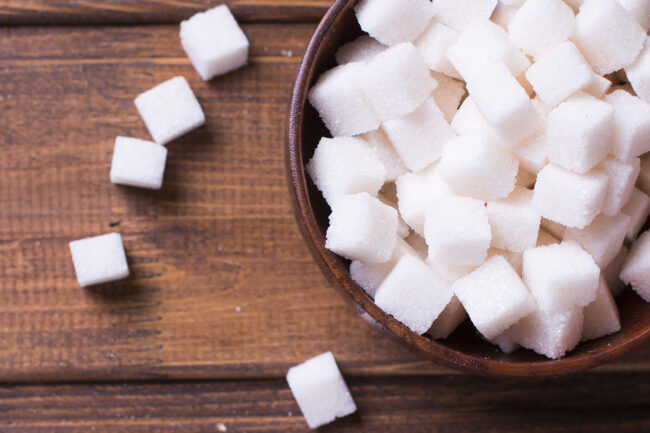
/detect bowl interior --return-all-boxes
[287,0,650,376]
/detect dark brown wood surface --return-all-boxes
[0,1,648,431]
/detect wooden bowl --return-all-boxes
[286,0,650,376]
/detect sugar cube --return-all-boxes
[508,0,576,60]
[382,98,454,171]
[571,0,646,75]
[603,245,629,297]
[424,196,492,267]
[622,188,650,241]
[626,38,650,103]
[490,333,520,354]
[309,62,380,137]
[362,42,436,121]
[564,213,631,268]
[619,0,650,31]
[414,22,461,79]
[541,218,566,240]
[336,35,386,65]
[605,90,650,161]
[326,193,398,263]
[375,255,454,334]
[431,72,466,123]
[358,130,407,182]
[599,157,641,216]
[525,42,597,108]
[354,0,435,46]
[487,187,541,253]
[584,74,611,99]
[513,134,548,175]
[537,229,560,247]
[454,256,536,340]
[487,248,524,275]
[110,137,168,190]
[179,5,249,81]
[439,135,518,201]
[639,154,650,195]
[581,278,621,342]
[522,241,600,312]
[450,97,501,144]
[433,0,498,31]
[545,93,613,174]
[426,295,467,339]
[69,233,129,287]
[490,2,518,30]
[621,230,650,302]
[286,352,356,429]
[134,76,205,145]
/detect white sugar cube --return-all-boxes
[110,137,167,190]
[487,248,524,275]
[490,333,520,354]
[546,93,613,174]
[429,261,479,283]
[487,187,541,253]
[516,168,537,189]
[326,193,398,263]
[508,0,576,60]
[572,0,646,75]
[622,187,650,241]
[179,5,249,81]
[431,72,466,123]
[599,157,641,216]
[439,135,518,201]
[620,0,650,31]
[639,154,650,195]
[426,295,467,339]
[69,233,129,287]
[358,130,407,182]
[433,0,497,31]
[424,196,492,267]
[306,137,386,205]
[508,307,583,359]
[534,164,609,229]
[309,62,380,137]
[537,229,560,247]
[362,42,436,121]
[621,230,650,302]
[541,218,566,240]
[564,213,631,268]
[604,246,629,297]
[286,352,356,429]
[354,0,435,46]
[450,97,501,144]
[522,241,600,313]
[336,35,386,64]
[414,22,461,79]
[605,90,650,161]
[582,278,621,342]
[514,134,548,175]
[490,2,518,30]
[134,76,205,145]
[584,74,611,99]
[382,98,454,171]
[454,256,536,340]
[375,255,454,334]
[626,38,650,103]
[525,42,597,108]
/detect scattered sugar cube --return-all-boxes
[626,38,650,103]
[414,22,461,79]
[508,0,576,60]
[490,333,520,354]
[439,135,518,201]
[433,0,498,31]
[431,72,466,123]
[326,193,398,263]
[382,98,454,171]
[564,213,631,268]
[375,255,454,334]
[514,134,548,175]
[424,196,492,267]
[110,137,167,190]
[286,352,357,429]
[571,0,646,75]
[454,256,536,340]
[309,62,380,137]
[584,74,612,99]
[450,97,501,144]
[621,230,650,302]
[487,187,541,253]
[599,157,641,216]
[537,229,560,247]
[429,261,479,283]
[605,90,650,161]
[516,168,537,189]
[179,5,249,81]
[525,42,597,108]
[541,218,566,240]
[639,154,650,195]
[487,248,524,275]
[619,0,650,31]
[533,164,609,229]
[490,2,519,30]
[362,42,436,121]
[336,35,386,64]
[622,187,650,241]
[426,295,467,339]
[508,307,584,359]
[354,0,435,46]
[134,76,205,145]
[69,233,129,287]
[522,241,600,313]
[358,130,407,182]
[581,278,621,342]
[546,93,613,174]
[603,246,629,297]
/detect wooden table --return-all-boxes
[0,1,648,431]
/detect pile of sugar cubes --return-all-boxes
[307,0,650,360]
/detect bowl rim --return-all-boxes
[285,0,650,377]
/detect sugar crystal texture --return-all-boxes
[335,35,386,65]
[487,187,541,253]
[581,278,621,342]
[571,0,646,75]
[134,76,205,145]
[599,157,641,216]
[603,245,629,297]
[639,154,650,195]
[358,130,407,182]
[69,233,129,287]
[433,0,498,31]
[110,137,168,190]
[286,352,357,429]
[430,72,466,123]
[619,0,650,31]
[179,5,249,81]
[621,230,650,301]
[375,255,454,334]
[604,90,650,162]
[453,256,536,340]
[426,295,467,339]
[564,213,631,268]
[354,0,435,46]
[621,187,650,241]
[414,22,461,79]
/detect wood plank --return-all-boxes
[1,374,649,431]
[0,0,333,25]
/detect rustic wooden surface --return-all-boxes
[0,1,648,431]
